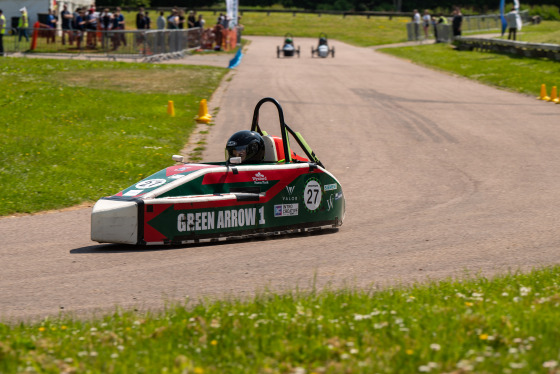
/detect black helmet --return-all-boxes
[225,130,265,164]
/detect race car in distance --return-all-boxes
[91,97,345,246]
[277,33,301,58]
[311,33,335,58]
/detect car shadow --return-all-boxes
[70,228,339,254]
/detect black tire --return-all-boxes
[311,46,315,57]
[297,46,300,58]
[331,46,335,58]
[277,46,280,58]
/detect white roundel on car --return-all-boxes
[136,179,167,189]
[304,179,322,211]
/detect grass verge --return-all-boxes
[1,266,560,373]
[378,41,560,97]
[0,58,227,216]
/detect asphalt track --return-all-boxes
[2,36,560,322]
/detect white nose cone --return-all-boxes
[91,200,139,244]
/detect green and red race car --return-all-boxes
[91,98,345,245]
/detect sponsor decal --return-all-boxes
[176,167,190,172]
[324,183,337,191]
[124,189,143,196]
[252,172,269,185]
[303,178,322,211]
[169,174,186,180]
[326,194,334,211]
[334,192,343,201]
[274,204,299,217]
[283,185,298,201]
[177,207,266,232]
[136,178,167,189]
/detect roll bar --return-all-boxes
[250,97,323,168]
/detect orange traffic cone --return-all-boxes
[167,101,175,117]
[195,99,212,124]
[537,84,550,100]
[551,86,560,103]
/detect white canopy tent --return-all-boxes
[0,0,91,31]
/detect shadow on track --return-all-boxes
[70,228,339,254]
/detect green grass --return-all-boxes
[379,39,560,98]
[240,12,411,46]
[0,59,227,216]
[2,266,560,373]
[512,20,560,44]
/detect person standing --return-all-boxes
[157,11,166,29]
[412,9,421,40]
[452,7,463,37]
[422,10,431,39]
[18,7,29,42]
[114,7,126,47]
[60,5,73,45]
[194,14,205,29]
[506,9,518,40]
[0,9,5,56]
[145,12,151,29]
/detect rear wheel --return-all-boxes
[331,46,335,58]
[297,46,301,57]
[277,46,280,58]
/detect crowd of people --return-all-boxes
[28,4,219,52]
[412,7,463,42]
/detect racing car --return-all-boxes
[277,33,300,58]
[91,97,345,245]
[311,33,335,58]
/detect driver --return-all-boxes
[225,130,265,164]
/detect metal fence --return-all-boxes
[1,27,202,58]
[406,10,530,42]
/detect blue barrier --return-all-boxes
[228,48,243,69]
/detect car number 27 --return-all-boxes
[304,179,322,211]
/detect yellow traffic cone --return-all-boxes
[537,84,550,100]
[167,101,175,117]
[548,86,558,102]
[195,99,212,124]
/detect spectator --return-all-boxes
[157,11,166,29]
[187,10,196,28]
[452,7,463,37]
[136,7,145,29]
[217,13,224,26]
[86,8,98,48]
[422,10,431,39]
[178,9,186,29]
[506,9,518,40]
[46,8,57,43]
[0,9,5,56]
[194,14,205,28]
[114,7,126,47]
[99,8,112,49]
[74,9,86,49]
[412,9,420,40]
[167,9,178,29]
[18,7,29,42]
[60,4,73,45]
[145,12,151,29]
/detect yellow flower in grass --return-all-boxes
[194,368,204,374]
[465,302,473,307]
[406,349,414,355]
[479,334,489,340]
[211,340,218,346]
[38,327,46,332]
